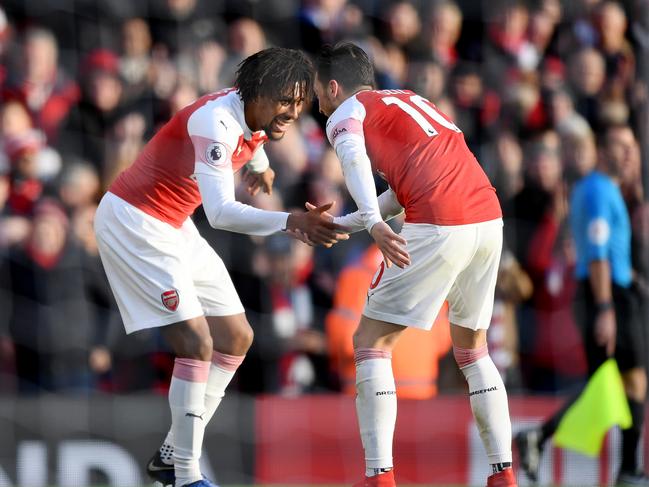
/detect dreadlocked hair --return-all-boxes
[235,47,314,104]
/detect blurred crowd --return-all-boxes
[0,0,648,398]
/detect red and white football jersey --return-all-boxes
[110,88,269,228]
[326,89,502,226]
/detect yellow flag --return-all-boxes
[553,359,632,456]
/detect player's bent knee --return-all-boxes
[352,328,373,350]
[162,319,214,361]
[209,315,254,355]
[450,324,487,349]
[180,332,213,361]
[197,335,215,361]
[232,321,254,352]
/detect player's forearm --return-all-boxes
[589,259,613,306]
[209,201,289,235]
[196,171,288,235]
[336,140,383,233]
[334,188,404,233]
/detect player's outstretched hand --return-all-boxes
[286,202,350,248]
[305,201,333,218]
[370,221,410,269]
[244,167,275,196]
[288,201,336,246]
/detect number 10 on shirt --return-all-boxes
[382,95,462,137]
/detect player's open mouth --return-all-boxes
[272,118,292,132]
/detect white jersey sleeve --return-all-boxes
[326,97,382,233]
[334,187,404,233]
[188,105,241,175]
[188,105,289,235]
[195,172,288,235]
[245,146,270,174]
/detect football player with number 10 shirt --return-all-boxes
[312,43,518,487]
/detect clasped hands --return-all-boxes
[289,202,411,270]
[243,168,349,248]
[285,202,350,248]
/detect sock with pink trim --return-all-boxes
[160,352,245,469]
[354,348,396,477]
[169,358,210,487]
[454,344,512,466]
[203,351,245,424]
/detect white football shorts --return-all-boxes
[363,218,503,331]
[94,192,244,334]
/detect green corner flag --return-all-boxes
[553,359,632,457]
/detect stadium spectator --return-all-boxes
[102,111,148,188]
[0,98,62,184]
[560,127,598,189]
[257,232,332,394]
[147,0,224,58]
[167,80,200,118]
[549,88,591,141]
[151,79,199,133]
[380,1,424,58]
[426,1,463,68]
[486,131,525,203]
[4,130,47,216]
[2,199,110,392]
[594,2,635,97]
[405,58,447,104]
[118,17,155,102]
[525,5,560,72]
[220,18,267,87]
[483,1,532,89]
[183,38,227,96]
[58,49,128,171]
[503,132,586,394]
[0,6,11,75]
[504,130,561,264]
[70,203,122,386]
[450,62,500,153]
[1,27,80,143]
[568,47,607,129]
[0,171,29,249]
[522,176,586,392]
[0,99,33,139]
[57,162,101,213]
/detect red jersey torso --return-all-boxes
[109,88,267,228]
[327,89,501,225]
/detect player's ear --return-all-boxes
[329,79,339,98]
